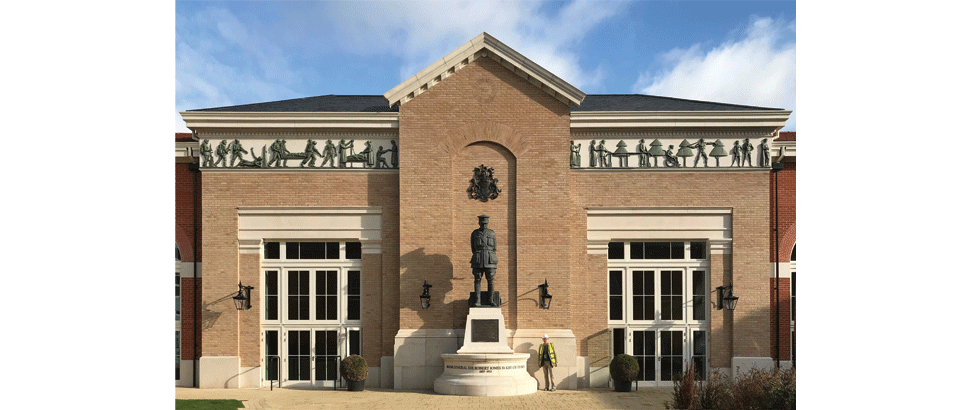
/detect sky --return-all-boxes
[175,1,797,132]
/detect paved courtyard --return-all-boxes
[176,386,673,409]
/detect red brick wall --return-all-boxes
[175,134,201,363]
[770,278,792,361]
[176,162,201,262]
[769,160,795,263]
[769,132,795,361]
[180,276,198,360]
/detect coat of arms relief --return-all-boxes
[467,164,501,202]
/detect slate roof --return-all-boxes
[573,94,783,111]
[188,94,782,112]
[189,95,399,113]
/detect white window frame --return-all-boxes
[261,240,364,386]
[790,257,796,362]
[607,241,710,387]
[176,331,181,381]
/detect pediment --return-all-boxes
[383,32,586,108]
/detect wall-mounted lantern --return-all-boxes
[538,279,552,309]
[233,281,255,311]
[716,281,739,311]
[420,280,432,309]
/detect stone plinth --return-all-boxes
[434,353,537,396]
[457,307,514,354]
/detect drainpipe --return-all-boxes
[189,130,201,387]
[771,145,784,369]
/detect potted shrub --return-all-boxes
[339,355,368,391]
[609,354,639,392]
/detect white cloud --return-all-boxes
[176,6,301,131]
[175,1,631,132]
[634,17,796,130]
[324,0,628,90]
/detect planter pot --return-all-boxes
[347,380,365,391]
[614,380,632,392]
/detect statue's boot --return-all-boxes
[473,279,481,306]
[487,282,495,306]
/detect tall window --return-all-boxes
[262,241,364,385]
[175,245,182,381]
[176,271,181,321]
[176,331,181,380]
[790,244,796,364]
[608,241,709,385]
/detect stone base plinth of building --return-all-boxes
[434,353,536,396]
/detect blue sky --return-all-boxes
[176,1,796,131]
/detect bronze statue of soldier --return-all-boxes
[470,215,499,307]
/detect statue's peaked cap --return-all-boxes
[477,215,490,221]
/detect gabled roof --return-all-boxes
[383,32,586,108]
[573,94,784,112]
[186,93,782,113]
[188,95,398,113]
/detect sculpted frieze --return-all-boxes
[198,137,398,169]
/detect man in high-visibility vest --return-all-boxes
[539,334,557,391]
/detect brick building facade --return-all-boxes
[175,33,794,390]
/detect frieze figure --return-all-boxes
[214,140,229,167]
[229,139,246,167]
[338,139,354,168]
[570,141,581,168]
[469,215,498,307]
[636,139,649,168]
[663,145,681,167]
[467,164,501,202]
[730,140,742,167]
[689,138,716,167]
[342,140,374,168]
[375,145,391,168]
[758,138,771,167]
[300,140,322,167]
[267,139,286,167]
[598,140,611,167]
[236,147,267,168]
[390,140,399,168]
[741,138,754,167]
[361,141,374,168]
[321,140,337,168]
[200,139,214,167]
[588,140,597,168]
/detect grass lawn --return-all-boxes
[175,399,245,410]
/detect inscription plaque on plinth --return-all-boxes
[457,307,513,354]
[471,320,499,343]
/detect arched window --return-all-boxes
[790,244,795,261]
[176,243,182,261]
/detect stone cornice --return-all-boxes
[570,110,792,130]
[175,141,198,158]
[776,140,797,158]
[180,111,399,131]
[384,32,586,108]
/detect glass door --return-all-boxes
[276,329,343,387]
[610,264,708,386]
